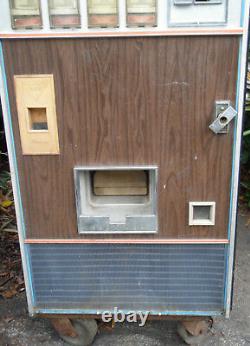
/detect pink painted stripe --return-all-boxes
[0,28,243,39]
[25,238,229,244]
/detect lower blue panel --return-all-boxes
[28,244,226,314]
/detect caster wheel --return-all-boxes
[54,319,98,346]
[177,319,211,345]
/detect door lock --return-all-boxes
[209,101,237,134]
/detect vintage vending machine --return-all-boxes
[0,0,249,344]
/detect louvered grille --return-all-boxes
[29,244,226,313]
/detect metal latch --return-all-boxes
[209,101,237,134]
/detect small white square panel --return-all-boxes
[189,202,216,226]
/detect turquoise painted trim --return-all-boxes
[33,308,224,317]
[223,244,229,309]
[0,41,35,305]
[224,39,243,309]
[26,244,36,305]
[0,45,25,235]
[224,0,246,309]
[241,0,245,27]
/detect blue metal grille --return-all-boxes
[29,244,226,314]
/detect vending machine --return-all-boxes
[0,1,249,345]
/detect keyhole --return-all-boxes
[219,116,228,124]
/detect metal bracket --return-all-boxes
[209,101,237,134]
[174,0,193,5]
[174,0,222,5]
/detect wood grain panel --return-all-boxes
[2,36,239,239]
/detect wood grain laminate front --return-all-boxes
[2,36,239,239]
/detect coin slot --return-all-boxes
[28,107,48,131]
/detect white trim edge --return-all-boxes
[0,43,34,315]
[225,0,250,318]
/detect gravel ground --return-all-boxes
[0,214,249,346]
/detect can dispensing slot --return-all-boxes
[74,166,158,234]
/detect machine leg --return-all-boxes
[177,318,212,345]
[51,318,98,346]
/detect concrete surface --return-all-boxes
[0,214,250,346]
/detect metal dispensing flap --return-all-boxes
[93,170,148,196]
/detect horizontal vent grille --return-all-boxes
[29,244,226,313]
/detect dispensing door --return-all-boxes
[1,33,239,241]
